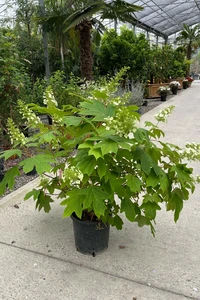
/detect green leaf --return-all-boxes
[134,147,152,175]
[19,154,55,175]
[171,164,193,185]
[80,186,109,217]
[88,148,103,160]
[140,201,161,219]
[92,90,108,100]
[24,189,40,200]
[149,127,164,138]
[39,132,57,143]
[146,170,159,188]
[108,174,126,197]
[109,215,123,230]
[35,191,54,213]
[134,128,149,143]
[61,190,84,219]
[0,166,20,195]
[77,156,96,176]
[135,215,149,227]
[63,116,83,126]
[94,139,118,156]
[0,149,22,160]
[121,198,136,222]
[78,140,94,149]
[167,188,184,222]
[126,174,142,192]
[79,100,115,121]
[97,158,107,179]
[159,173,169,192]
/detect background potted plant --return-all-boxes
[156,86,170,101]
[183,79,188,89]
[0,69,200,256]
[169,81,180,95]
[185,76,194,87]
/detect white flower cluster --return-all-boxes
[157,86,170,93]
[181,142,200,161]
[169,81,180,87]
[7,118,27,146]
[63,165,83,186]
[102,107,138,137]
[18,100,42,128]
[155,105,175,123]
[43,86,58,107]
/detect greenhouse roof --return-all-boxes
[130,0,200,38]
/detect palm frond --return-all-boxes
[102,0,143,23]
[63,1,106,31]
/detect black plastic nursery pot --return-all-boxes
[171,86,178,95]
[71,213,110,256]
[161,94,167,101]
[183,82,188,89]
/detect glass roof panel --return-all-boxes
[129,0,200,37]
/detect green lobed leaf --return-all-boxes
[80,186,109,217]
[159,173,169,192]
[126,174,142,192]
[109,215,123,230]
[108,173,126,197]
[79,100,115,121]
[146,170,160,188]
[35,191,54,213]
[134,128,149,143]
[0,166,20,195]
[88,148,103,160]
[167,188,184,222]
[19,154,55,175]
[61,190,85,219]
[121,198,136,222]
[63,116,83,126]
[38,132,58,143]
[140,201,161,220]
[134,147,153,175]
[170,164,193,185]
[76,156,96,176]
[0,149,22,160]
[93,139,118,156]
[24,189,40,201]
[97,158,107,179]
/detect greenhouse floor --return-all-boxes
[0,81,200,300]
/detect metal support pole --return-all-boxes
[156,35,158,46]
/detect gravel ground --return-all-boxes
[0,92,181,200]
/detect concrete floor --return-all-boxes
[0,82,200,300]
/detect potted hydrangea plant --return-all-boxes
[0,69,200,256]
[157,86,170,101]
[169,81,180,95]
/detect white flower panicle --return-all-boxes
[63,166,83,186]
[18,100,42,128]
[7,118,27,146]
[103,106,138,137]
[181,142,200,161]
[155,105,175,123]
[43,86,58,107]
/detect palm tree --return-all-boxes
[176,23,200,76]
[41,0,143,80]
